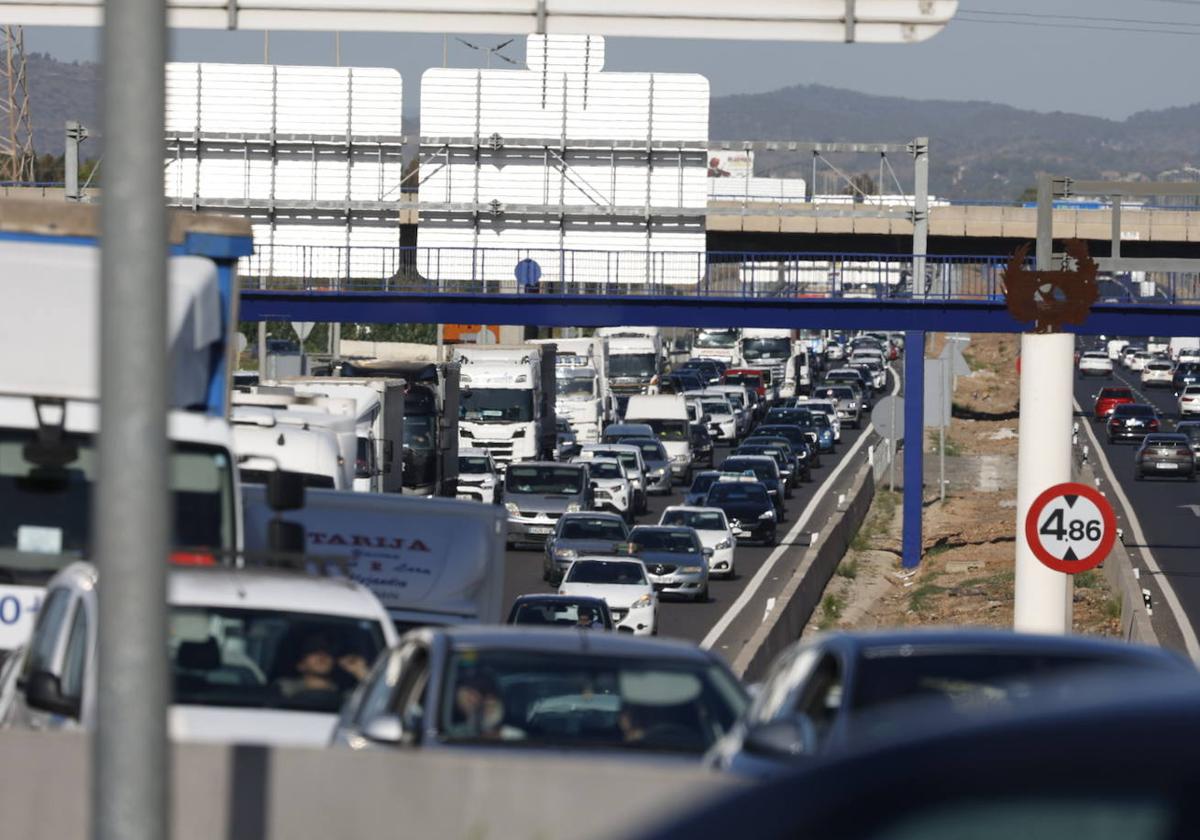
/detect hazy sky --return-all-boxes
[22,0,1200,120]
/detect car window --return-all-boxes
[796,653,843,745]
[22,587,72,679]
[560,518,627,541]
[566,561,647,585]
[390,646,431,732]
[59,601,89,701]
[707,483,768,504]
[354,649,403,726]
[661,510,726,531]
[630,529,699,553]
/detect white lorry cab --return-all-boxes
[738,329,795,394]
[453,344,556,467]
[2,560,398,747]
[231,407,349,490]
[243,487,508,631]
[0,201,250,657]
[598,327,664,396]
[622,394,694,483]
[691,328,741,366]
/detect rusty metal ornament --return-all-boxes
[1002,239,1099,333]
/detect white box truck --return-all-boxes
[0,200,250,655]
[242,487,507,629]
[691,328,741,366]
[738,329,796,397]
[530,336,612,444]
[453,344,556,466]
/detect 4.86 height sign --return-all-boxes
[1024,482,1117,574]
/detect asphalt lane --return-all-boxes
[1073,356,1200,655]
[501,422,875,646]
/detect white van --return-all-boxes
[622,394,693,483]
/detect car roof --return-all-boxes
[560,510,626,522]
[167,565,387,619]
[415,625,719,661]
[662,505,728,516]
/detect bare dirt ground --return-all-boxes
[806,333,1120,638]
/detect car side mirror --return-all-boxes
[742,715,818,759]
[703,547,714,559]
[25,670,80,719]
[362,713,405,746]
[267,469,305,512]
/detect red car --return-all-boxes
[722,368,769,400]
[1094,386,1135,422]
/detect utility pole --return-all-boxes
[64,120,88,201]
[1013,173,1073,634]
[1,25,35,183]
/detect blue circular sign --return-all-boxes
[514,258,542,289]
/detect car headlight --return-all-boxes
[505,502,520,515]
[566,502,582,513]
[651,467,667,477]
[554,547,578,560]
[679,565,703,575]
[715,538,732,550]
[632,594,654,609]
[759,510,776,520]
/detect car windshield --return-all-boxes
[724,374,762,388]
[630,529,699,553]
[609,354,657,379]
[505,466,584,495]
[0,434,235,573]
[850,650,1128,715]
[589,461,624,479]
[510,601,609,629]
[1113,405,1155,418]
[723,459,775,481]
[723,392,745,408]
[460,389,534,423]
[561,518,628,541]
[701,401,729,415]
[707,483,768,504]
[459,456,492,474]
[628,440,666,461]
[557,375,596,398]
[661,510,725,531]
[566,560,647,585]
[437,649,746,752]
[1177,425,1200,442]
[741,338,791,360]
[1144,435,1187,446]
[169,606,385,714]
[695,330,738,348]
[689,474,718,495]
[639,419,688,441]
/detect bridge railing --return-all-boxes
[239,245,1199,304]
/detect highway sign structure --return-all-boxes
[1024,482,1117,574]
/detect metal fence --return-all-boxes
[239,244,1200,304]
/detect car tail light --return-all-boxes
[170,550,216,566]
[1178,448,1192,458]
[1149,420,1160,429]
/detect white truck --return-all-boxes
[0,200,249,657]
[691,328,741,366]
[598,327,664,396]
[1170,337,1200,361]
[530,336,612,444]
[284,378,406,494]
[243,487,507,630]
[453,344,556,467]
[338,357,462,498]
[231,406,352,490]
[622,394,694,483]
[738,329,796,397]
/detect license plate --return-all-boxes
[838,411,849,417]
[530,526,554,535]
[1158,463,1180,470]
[733,529,750,537]
[456,493,475,501]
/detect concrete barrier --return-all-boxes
[733,450,877,682]
[0,730,735,840]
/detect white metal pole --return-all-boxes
[1013,332,1074,633]
[95,0,169,836]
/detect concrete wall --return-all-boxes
[733,452,877,682]
[0,730,734,840]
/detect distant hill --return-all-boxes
[23,55,1200,201]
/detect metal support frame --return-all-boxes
[901,331,924,569]
[911,137,928,298]
[64,119,88,202]
[95,0,169,838]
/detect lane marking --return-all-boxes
[1074,392,1200,661]
[762,597,776,623]
[700,366,900,650]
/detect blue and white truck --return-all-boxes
[0,199,252,655]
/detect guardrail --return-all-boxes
[240,245,1200,304]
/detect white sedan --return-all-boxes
[658,505,736,579]
[573,456,633,522]
[1180,385,1200,417]
[1077,351,1113,378]
[1142,360,1174,388]
[558,557,658,635]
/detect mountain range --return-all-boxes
[22,53,1200,201]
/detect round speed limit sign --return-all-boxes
[1024,482,1117,574]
